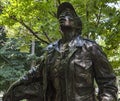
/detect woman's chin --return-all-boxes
[60,25,72,31]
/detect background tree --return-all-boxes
[0,0,120,91]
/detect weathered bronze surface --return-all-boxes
[3,2,117,101]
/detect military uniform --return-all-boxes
[43,36,117,101]
[4,35,116,101]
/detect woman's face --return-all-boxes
[58,9,76,28]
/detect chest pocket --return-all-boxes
[74,59,92,70]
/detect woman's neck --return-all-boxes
[60,27,78,43]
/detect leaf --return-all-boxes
[20,45,30,53]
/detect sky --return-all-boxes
[107,1,120,10]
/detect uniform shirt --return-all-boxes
[3,35,117,101]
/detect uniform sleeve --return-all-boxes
[3,58,45,101]
[91,43,118,101]
[3,44,55,101]
[19,61,44,84]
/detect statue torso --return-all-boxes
[46,36,97,101]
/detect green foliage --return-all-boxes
[0,36,29,90]
[0,26,43,91]
[0,0,120,90]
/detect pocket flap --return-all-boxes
[74,59,92,69]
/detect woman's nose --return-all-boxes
[65,16,70,21]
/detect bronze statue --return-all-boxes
[3,2,117,101]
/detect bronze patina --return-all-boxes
[3,2,117,101]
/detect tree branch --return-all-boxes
[85,2,89,22]
[95,6,102,27]
[85,2,90,38]
[0,55,11,64]
[42,29,52,43]
[49,11,57,18]
[10,16,49,44]
[57,0,61,5]
[20,21,49,44]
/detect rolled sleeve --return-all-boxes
[91,43,118,101]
